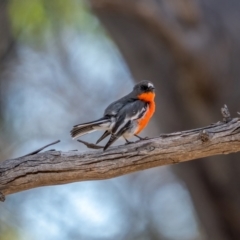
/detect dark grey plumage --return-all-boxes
[70,80,155,151]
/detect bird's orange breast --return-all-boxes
[136,92,155,134]
[137,92,155,102]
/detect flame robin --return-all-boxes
[70,80,155,150]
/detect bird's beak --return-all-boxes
[149,86,155,92]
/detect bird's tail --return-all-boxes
[70,117,111,139]
[103,120,132,151]
[103,134,119,151]
[96,130,111,144]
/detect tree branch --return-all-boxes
[1,112,240,201]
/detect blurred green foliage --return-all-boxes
[8,0,101,46]
[0,220,21,240]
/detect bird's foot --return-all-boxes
[125,139,134,145]
[134,135,149,141]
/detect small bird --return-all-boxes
[70,80,155,151]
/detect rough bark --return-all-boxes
[1,117,240,201]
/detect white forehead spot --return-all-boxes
[148,83,153,88]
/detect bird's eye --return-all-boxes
[141,85,148,91]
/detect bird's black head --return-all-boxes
[133,80,155,94]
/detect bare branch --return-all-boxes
[1,115,240,201]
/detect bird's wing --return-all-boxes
[112,100,148,135]
[104,93,135,117]
[103,100,148,150]
[97,94,136,145]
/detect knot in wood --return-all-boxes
[199,130,210,143]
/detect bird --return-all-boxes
[70,80,155,151]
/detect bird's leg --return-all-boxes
[124,138,134,145]
[134,134,149,141]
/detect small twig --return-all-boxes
[20,140,61,158]
[77,139,104,149]
[221,104,231,123]
[0,192,5,202]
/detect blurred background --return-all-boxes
[1,0,240,239]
